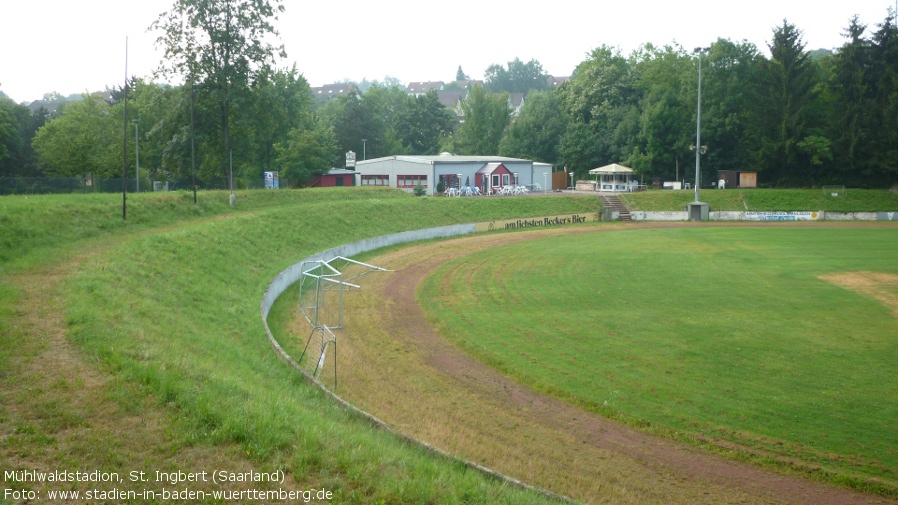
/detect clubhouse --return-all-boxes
[353,154,552,196]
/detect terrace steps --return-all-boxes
[601,194,632,222]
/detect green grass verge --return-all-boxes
[2,188,599,504]
[626,188,898,212]
[419,226,898,496]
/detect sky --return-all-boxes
[1,0,895,104]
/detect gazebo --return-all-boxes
[588,163,637,192]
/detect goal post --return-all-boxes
[822,185,846,198]
[296,256,390,388]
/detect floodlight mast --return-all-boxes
[694,47,709,203]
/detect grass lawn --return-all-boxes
[419,225,898,494]
[625,188,898,212]
[1,187,598,504]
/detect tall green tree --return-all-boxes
[751,20,829,184]
[151,0,286,180]
[557,45,641,170]
[274,117,338,186]
[399,90,455,155]
[828,16,872,181]
[499,89,565,165]
[863,12,898,183]
[629,44,695,180]
[234,66,313,178]
[317,90,384,166]
[32,94,122,177]
[452,84,511,155]
[0,97,42,177]
[484,58,549,94]
[701,39,763,176]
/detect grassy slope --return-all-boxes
[0,188,599,504]
[625,188,898,212]
[419,226,898,496]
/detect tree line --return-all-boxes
[0,0,896,189]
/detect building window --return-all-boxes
[502,174,510,186]
[492,174,500,187]
[361,175,389,186]
[398,175,427,188]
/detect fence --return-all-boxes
[0,177,293,195]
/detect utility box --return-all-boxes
[686,202,709,222]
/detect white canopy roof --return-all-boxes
[588,163,634,175]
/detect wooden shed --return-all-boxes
[717,170,757,189]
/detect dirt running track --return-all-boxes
[329,222,897,505]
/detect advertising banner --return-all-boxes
[744,211,822,221]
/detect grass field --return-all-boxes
[624,188,898,211]
[0,187,599,504]
[419,225,898,495]
[4,187,898,504]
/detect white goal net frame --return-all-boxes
[297,256,390,387]
[822,185,847,197]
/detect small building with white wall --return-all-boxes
[589,163,638,192]
[354,154,542,195]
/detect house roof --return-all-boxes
[589,163,634,174]
[311,83,357,99]
[476,162,511,175]
[437,91,464,108]
[406,81,443,94]
[358,155,531,166]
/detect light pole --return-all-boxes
[132,119,139,192]
[229,148,235,207]
[686,46,710,222]
[362,139,367,160]
[543,172,548,195]
[513,172,518,187]
[693,47,708,203]
[456,173,462,190]
[569,171,575,191]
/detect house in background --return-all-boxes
[308,168,358,188]
[354,154,540,196]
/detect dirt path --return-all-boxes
[332,223,897,505]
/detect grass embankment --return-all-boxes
[419,226,898,497]
[0,187,599,503]
[626,188,898,212]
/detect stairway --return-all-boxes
[601,193,632,222]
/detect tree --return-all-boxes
[235,66,314,178]
[484,58,549,94]
[151,0,286,180]
[556,45,641,169]
[828,16,872,181]
[499,89,565,164]
[453,84,511,155]
[274,117,338,186]
[32,94,122,177]
[700,38,763,176]
[456,66,469,81]
[317,90,382,166]
[751,20,829,184]
[399,90,455,155]
[629,44,695,179]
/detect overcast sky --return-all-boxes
[1,0,895,104]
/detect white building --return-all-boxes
[355,154,545,196]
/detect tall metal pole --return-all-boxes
[133,119,139,192]
[191,81,197,204]
[122,37,128,220]
[229,148,235,207]
[694,52,702,202]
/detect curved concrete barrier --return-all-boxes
[259,223,575,504]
